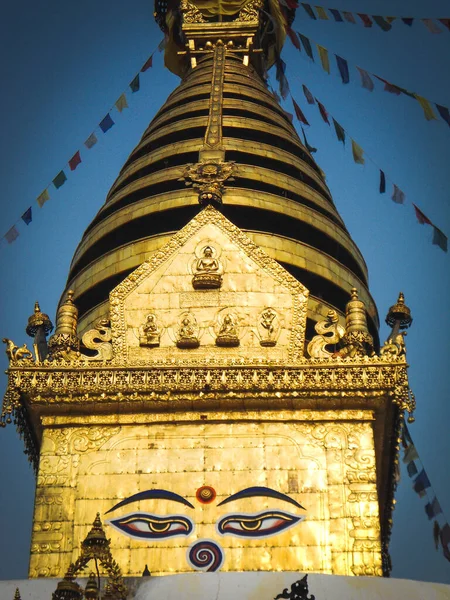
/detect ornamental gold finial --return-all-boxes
[385,292,413,332]
[13,588,21,600]
[84,573,99,600]
[337,288,375,357]
[83,513,109,549]
[48,290,80,359]
[26,301,53,362]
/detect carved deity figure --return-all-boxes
[176,314,200,349]
[216,313,239,347]
[380,331,407,357]
[192,246,222,289]
[259,307,278,347]
[139,313,161,348]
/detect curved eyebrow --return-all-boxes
[105,489,194,514]
[217,486,305,510]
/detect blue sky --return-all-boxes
[0,0,449,584]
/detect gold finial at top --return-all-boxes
[13,589,21,600]
[84,573,99,600]
[26,301,53,338]
[385,292,413,329]
[82,513,109,549]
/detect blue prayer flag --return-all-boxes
[21,207,32,225]
[100,114,115,133]
[413,469,431,494]
[336,55,349,83]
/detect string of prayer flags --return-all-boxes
[5,226,19,244]
[21,208,32,226]
[115,94,129,113]
[391,184,405,204]
[294,32,450,128]
[351,140,364,164]
[298,33,314,60]
[85,132,98,149]
[317,45,330,74]
[130,74,140,93]
[69,151,82,172]
[1,44,163,248]
[332,118,345,144]
[335,55,349,83]
[99,113,115,133]
[292,97,309,125]
[53,171,67,190]
[37,189,50,208]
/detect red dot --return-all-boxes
[196,486,216,504]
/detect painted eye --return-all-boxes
[216,511,303,538]
[107,512,194,540]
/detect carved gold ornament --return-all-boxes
[183,160,236,205]
[307,310,345,358]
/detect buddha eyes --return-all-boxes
[217,511,303,538]
[107,513,194,540]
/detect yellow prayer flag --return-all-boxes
[414,94,437,121]
[317,45,330,74]
[115,94,129,113]
[37,189,50,208]
[315,6,329,19]
[351,140,365,165]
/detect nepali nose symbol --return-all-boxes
[187,539,224,572]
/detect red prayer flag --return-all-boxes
[69,151,82,171]
[286,28,301,50]
[413,204,432,225]
[439,18,450,31]
[292,98,309,125]
[317,100,330,124]
[357,13,373,27]
[141,54,153,72]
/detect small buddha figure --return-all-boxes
[216,312,239,347]
[192,246,222,290]
[259,307,278,347]
[139,313,161,347]
[177,314,200,349]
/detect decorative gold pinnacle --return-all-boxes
[386,292,413,329]
[25,301,53,338]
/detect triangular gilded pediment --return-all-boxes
[109,205,308,365]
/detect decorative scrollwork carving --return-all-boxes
[180,0,206,23]
[307,310,345,358]
[3,338,33,363]
[274,574,315,600]
[183,160,236,205]
[237,0,264,22]
[81,318,113,361]
[380,331,406,357]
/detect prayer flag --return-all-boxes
[317,101,330,124]
[357,67,374,91]
[372,16,392,31]
[299,33,314,60]
[422,19,442,33]
[284,111,294,123]
[436,104,450,127]
[100,114,115,133]
[402,425,413,448]
[440,524,450,562]
[5,225,19,244]
[391,184,405,204]
[158,37,166,52]
[315,6,328,20]
[336,55,349,83]
[386,17,396,24]
[287,28,301,50]
[413,204,432,225]
[317,45,330,74]
[433,226,448,252]
[141,55,153,72]
[433,521,441,550]
[292,98,309,125]
[301,127,317,153]
[53,170,67,189]
[343,12,355,24]
[84,133,98,149]
[376,76,402,95]
[439,19,450,31]
[37,189,50,208]
[407,461,418,478]
[329,9,343,22]
[301,3,316,19]
[69,150,81,171]
[425,497,443,520]
[302,84,315,105]
[130,74,140,93]
[115,93,129,113]
[414,95,437,120]
[402,18,414,26]
[332,118,345,144]
[351,140,364,164]
[21,207,32,225]
[279,74,290,100]
[413,469,431,494]
[358,14,372,27]
[403,443,418,463]
[379,170,386,193]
